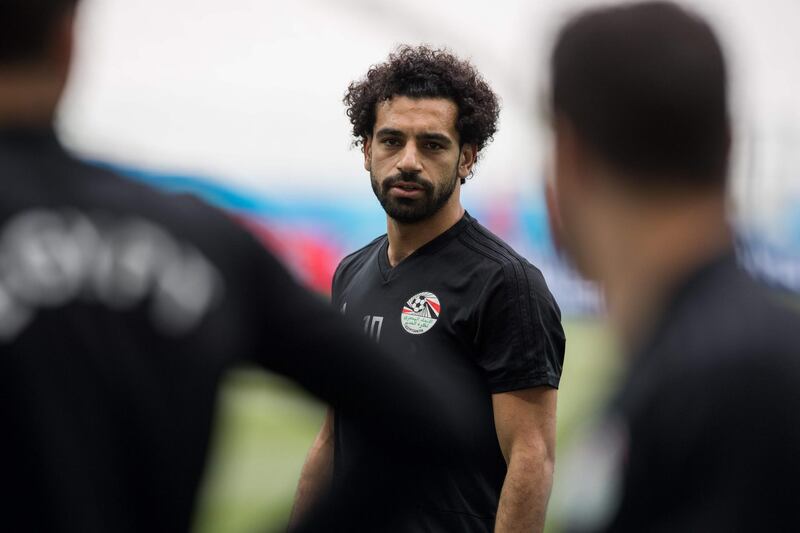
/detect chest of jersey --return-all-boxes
[331,222,564,524]
[335,247,479,368]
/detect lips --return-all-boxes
[383,175,431,200]
[389,183,425,199]
[393,181,423,191]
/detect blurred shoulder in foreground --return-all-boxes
[0,1,487,531]
[546,1,800,531]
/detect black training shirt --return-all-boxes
[0,129,489,533]
[332,212,565,532]
[565,252,800,533]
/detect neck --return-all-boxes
[597,188,732,350]
[386,198,464,267]
[0,68,62,129]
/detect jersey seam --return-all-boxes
[467,222,553,302]
[457,233,524,360]
[461,227,537,360]
[467,223,549,347]
[464,223,559,373]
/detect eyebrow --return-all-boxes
[375,128,455,146]
[375,128,405,138]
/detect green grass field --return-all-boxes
[193,319,621,533]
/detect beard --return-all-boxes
[370,166,459,224]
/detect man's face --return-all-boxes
[364,96,473,224]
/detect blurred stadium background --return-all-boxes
[56,0,799,531]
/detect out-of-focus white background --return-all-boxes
[60,0,800,229]
[54,2,800,531]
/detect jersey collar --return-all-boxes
[378,211,474,281]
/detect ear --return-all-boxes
[363,137,372,172]
[457,144,477,180]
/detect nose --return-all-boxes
[397,143,423,174]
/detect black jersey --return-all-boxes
[0,129,488,533]
[331,212,565,532]
[568,252,800,532]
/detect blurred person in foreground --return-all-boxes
[0,1,488,531]
[291,45,566,532]
[546,2,800,531]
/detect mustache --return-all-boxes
[381,173,434,192]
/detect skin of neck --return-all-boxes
[0,10,74,129]
[385,182,465,267]
[589,179,732,350]
[0,67,64,128]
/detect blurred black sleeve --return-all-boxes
[242,245,484,531]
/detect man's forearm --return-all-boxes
[288,415,334,530]
[494,453,554,533]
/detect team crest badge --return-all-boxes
[401,291,441,335]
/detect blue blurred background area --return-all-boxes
[56,1,800,531]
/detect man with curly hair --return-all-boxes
[291,45,565,532]
[0,4,493,531]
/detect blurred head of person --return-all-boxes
[0,0,79,126]
[547,1,732,339]
[344,45,500,224]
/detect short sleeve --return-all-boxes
[474,262,565,393]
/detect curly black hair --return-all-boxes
[344,45,500,162]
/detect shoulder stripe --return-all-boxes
[460,224,551,362]
[466,222,532,264]
[464,221,551,298]
[461,227,538,354]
